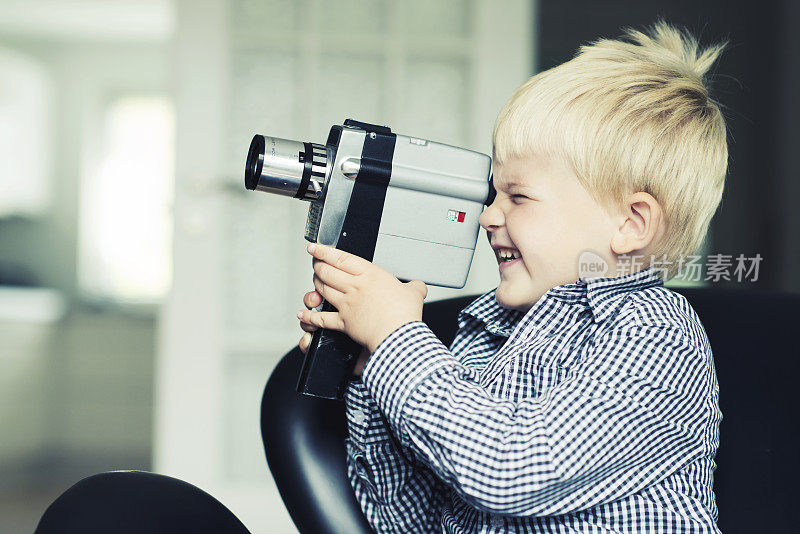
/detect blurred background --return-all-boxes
[0,0,796,532]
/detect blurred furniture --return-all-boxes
[261,288,800,534]
[35,471,250,534]
[0,286,66,489]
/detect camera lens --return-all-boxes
[243,134,329,200]
[245,135,265,191]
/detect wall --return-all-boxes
[0,35,169,532]
[538,0,800,293]
[0,38,169,301]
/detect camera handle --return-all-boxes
[295,120,397,400]
[296,309,362,399]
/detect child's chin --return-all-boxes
[495,287,528,311]
[494,287,512,307]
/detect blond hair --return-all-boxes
[493,21,728,280]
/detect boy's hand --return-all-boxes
[296,243,427,353]
[297,291,376,376]
[297,289,369,376]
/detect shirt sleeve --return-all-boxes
[344,378,450,533]
[361,320,716,517]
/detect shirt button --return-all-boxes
[490,516,504,528]
[352,411,368,425]
[354,456,374,482]
[355,456,368,473]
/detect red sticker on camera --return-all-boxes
[447,210,466,222]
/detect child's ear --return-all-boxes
[610,192,664,255]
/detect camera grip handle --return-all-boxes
[296,298,362,400]
[295,120,395,400]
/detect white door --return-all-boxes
[155,0,534,532]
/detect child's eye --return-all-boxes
[510,194,528,202]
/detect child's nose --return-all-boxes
[479,201,505,231]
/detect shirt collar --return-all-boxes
[458,266,664,332]
[549,266,665,323]
[457,289,524,337]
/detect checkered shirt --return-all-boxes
[344,267,721,533]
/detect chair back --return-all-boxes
[261,288,800,533]
[260,297,471,534]
[673,287,799,532]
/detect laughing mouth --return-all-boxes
[495,247,521,264]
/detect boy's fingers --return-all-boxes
[313,259,352,293]
[307,243,366,276]
[313,275,345,307]
[298,332,312,354]
[297,309,345,332]
[300,321,317,333]
[304,290,322,309]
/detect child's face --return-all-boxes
[479,153,620,312]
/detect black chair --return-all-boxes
[261,288,800,534]
[33,297,472,534]
[35,471,251,534]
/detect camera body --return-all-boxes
[306,121,490,287]
[245,119,492,399]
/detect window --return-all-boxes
[78,95,175,304]
[0,46,52,218]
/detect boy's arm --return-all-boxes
[344,378,449,533]
[361,321,717,517]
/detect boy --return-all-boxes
[297,21,725,533]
